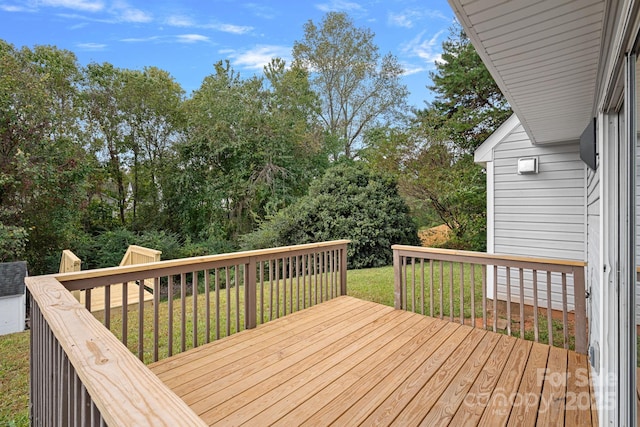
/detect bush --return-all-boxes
[241,162,419,268]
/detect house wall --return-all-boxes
[491,123,586,311]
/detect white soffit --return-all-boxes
[448,0,606,144]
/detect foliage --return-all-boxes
[293,12,408,159]
[0,41,91,273]
[0,224,27,263]
[418,24,511,153]
[241,162,419,268]
[169,60,328,242]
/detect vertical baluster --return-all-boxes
[533,269,539,342]
[122,282,128,347]
[506,267,511,336]
[482,264,487,330]
[215,269,220,340]
[460,263,464,325]
[471,264,475,328]
[430,259,434,317]
[439,261,444,319]
[421,259,425,316]
[269,260,274,321]
[205,270,210,344]
[259,262,264,324]
[276,259,281,318]
[519,268,525,339]
[302,254,307,309]
[226,267,231,336]
[449,261,454,322]
[168,275,173,357]
[104,285,111,330]
[180,273,186,352]
[236,264,240,331]
[296,256,301,312]
[289,256,294,313]
[403,257,408,310]
[283,258,288,314]
[546,271,553,346]
[319,252,324,303]
[193,271,198,348]
[493,266,498,332]
[85,288,92,312]
[412,258,416,312]
[562,272,568,349]
[138,277,144,360]
[330,250,335,299]
[153,277,159,362]
[314,253,318,305]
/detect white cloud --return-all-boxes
[401,30,444,66]
[166,14,193,27]
[243,3,276,19]
[315,0,363,13]
[120,35,160,42]
[208,22,252,34]
[76,42,107,50]
[224,45,291,70]
[0,4,30,12]
[110,0,151,23]
[176,34,210,43]
[41,0,104,12]
[388,9,451,29]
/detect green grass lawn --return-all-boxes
[0,265,591,425]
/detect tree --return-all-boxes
[0,41,91,272]
[419,23,511,153]
[293,12,408,159]
[241,161,419,269]
[170,60,328,243]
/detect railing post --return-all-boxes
[245,257,257,329]
[573,265,587,354]
[393,248,403,310]
[340,246,347,296]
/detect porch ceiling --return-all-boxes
[448,0,606,144]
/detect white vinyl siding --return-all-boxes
[490,123,586,311]
[586,163,600,358]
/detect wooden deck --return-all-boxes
[149,296,597,426]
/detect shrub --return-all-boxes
[241,162,419,268]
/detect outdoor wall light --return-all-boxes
[517,157,538,174]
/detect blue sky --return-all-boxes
[0,0,455,108]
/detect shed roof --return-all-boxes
[0,261,28,297]
[448,0,606,145]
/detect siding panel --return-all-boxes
[490,123,586,311]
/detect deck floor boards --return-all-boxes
[148,296,597,426]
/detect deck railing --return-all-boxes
[393,245,587,354]
[28,240,348,425]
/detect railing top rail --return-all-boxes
[54,240,351,286]
[392,245,586,268]
[27,275,206,426]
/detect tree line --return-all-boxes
[0,13,510,274]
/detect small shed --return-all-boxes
[0,261,28,335]
[475,114,587,311]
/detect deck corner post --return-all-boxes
[573,265,587,354]
[340,245,348,295]
[393,247,403,310]
[245,257,257,329]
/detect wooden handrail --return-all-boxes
[27,275,205,426]
[54,240,351,290]
[393,245,588,354]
